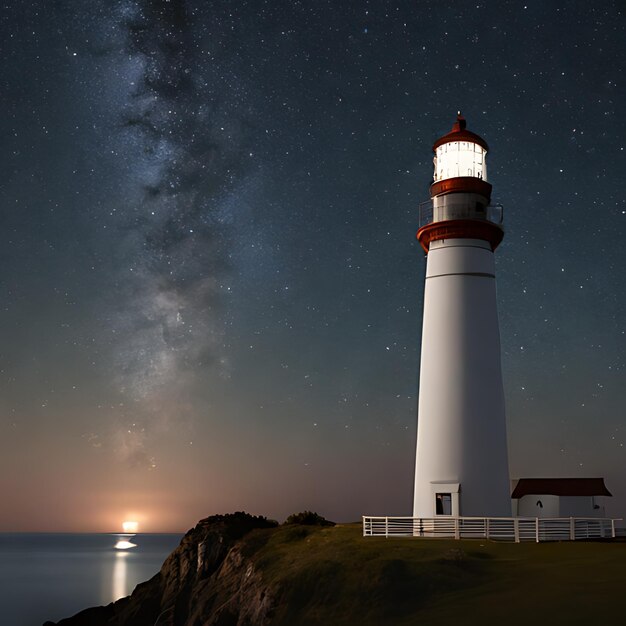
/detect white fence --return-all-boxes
[362,516,620,543]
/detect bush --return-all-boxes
[196,511,278,541]
[284,511,335,526]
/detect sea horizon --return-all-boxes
[0,531,183,626]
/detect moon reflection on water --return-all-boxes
[112,531,137,601]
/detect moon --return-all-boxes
[122,520,139,533]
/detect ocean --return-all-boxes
[0,532,183,626]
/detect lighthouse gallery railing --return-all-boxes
[417,200,503,228]
[362,516,620,543]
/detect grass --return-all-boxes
[239,523,626,625]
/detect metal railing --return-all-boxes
[362,516,621,543]
[418,200,433,227]
[417,200,504,228]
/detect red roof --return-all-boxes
[432,112,489,152]
[511,478,612,499]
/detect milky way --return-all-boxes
[0,0,624,530]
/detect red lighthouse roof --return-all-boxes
[432,112,489,152]
[511,478,613,499]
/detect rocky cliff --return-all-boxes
[44,512,279,626]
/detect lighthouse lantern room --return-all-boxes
[413,113,511,519]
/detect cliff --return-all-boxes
[44,512,278,626]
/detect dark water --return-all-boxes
[0,533,182,626]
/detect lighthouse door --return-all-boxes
[430,482,460,517]
[435,493,452,515]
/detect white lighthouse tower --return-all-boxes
[413,113,511,518]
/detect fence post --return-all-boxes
[385,516,388,538]
[485,518,489,539]
[514,518,520,543]
[611,519,616,539]
[454,517,460,540]
[570,517,575,541]
[535,518,539,543]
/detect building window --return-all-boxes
[435,493,452,515]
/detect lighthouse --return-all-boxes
[413,113,511,518]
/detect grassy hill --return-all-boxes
[241,522,626,625]
[50,515,626,626]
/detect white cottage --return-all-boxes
[511,478,612,518]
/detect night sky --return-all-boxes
[1,0,624,532]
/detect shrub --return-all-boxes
[284,511,335,526]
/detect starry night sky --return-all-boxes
[1,0,624,531]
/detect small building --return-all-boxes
[511,478,612,518]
